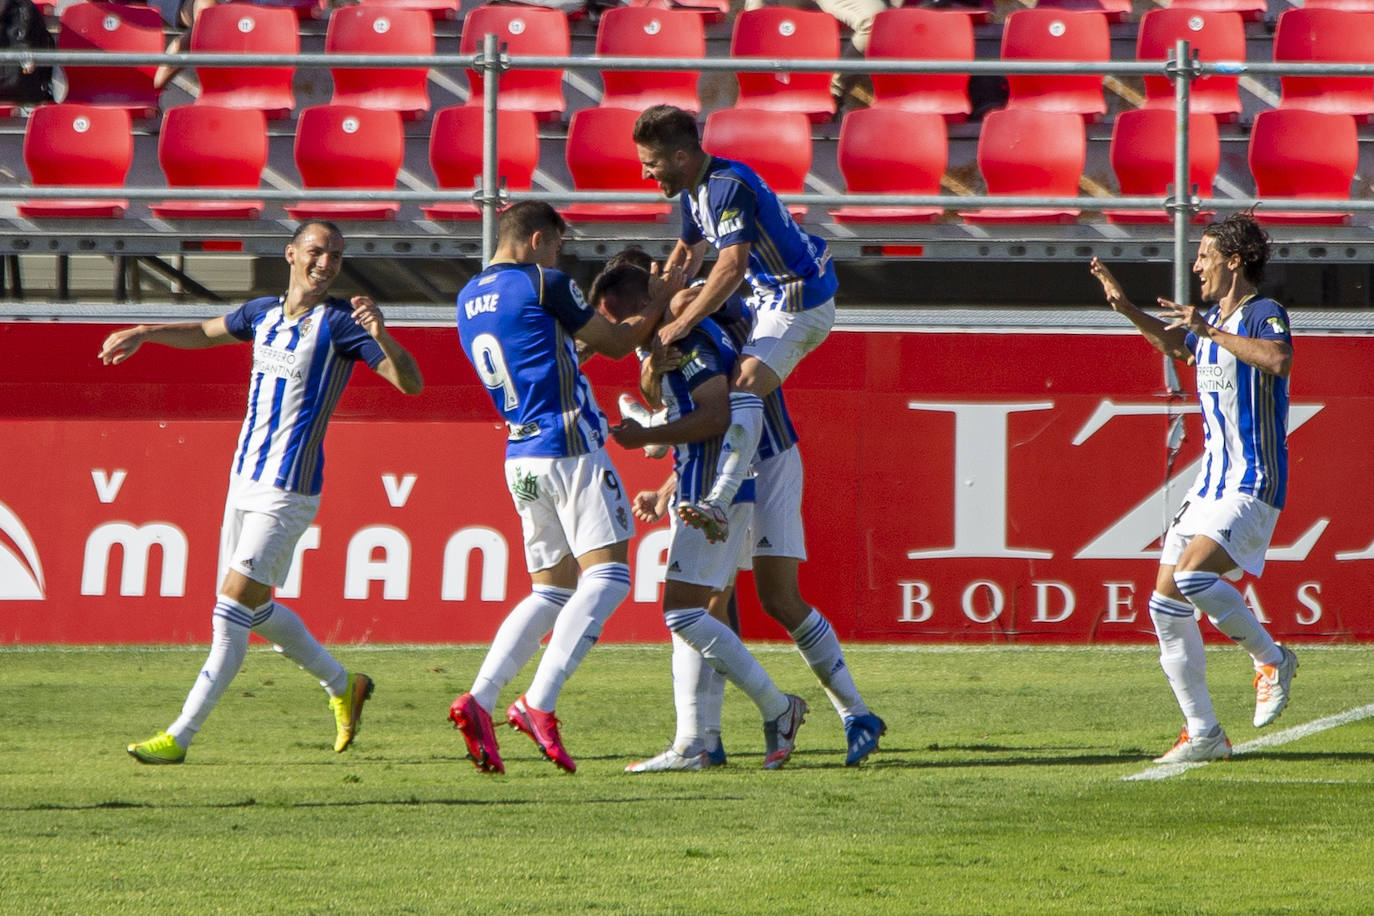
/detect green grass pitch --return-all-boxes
[3,643,1374,914]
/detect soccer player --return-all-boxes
[597,263,808,771]
[447,202,674,775]
[624,278,885,766]
[1090,212,1298,764]
[633,104,838,545]
[104,221,424,765]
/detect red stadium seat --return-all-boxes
[1248,108,1358,225]
[20,104,133,218]
[624,0,730,24]
[1104,109,1220,224]
[702,107,811,220]
[460,5,569,121]
[596,6,705,113]
[1034,0,1131,24]
[190,4,299,120]
[1160,0,1265,22]
[562,106,670,223]
[57,2,163,118]
[960,108,1085,224]
[325,6,433,120]
[829,108,945,224]
[152,105,268,219]
[424,107,539,221]
[1303,0,1374,9]
[1137,9,1244,122]
[287,105,404,220]
[866,8,972,120]
[1001,9,1109,120]
[1273,8,1374,121]
[250,0,327,19]
[730,7,839,121]
[358,0,460,20]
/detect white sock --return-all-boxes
[670,634,707,752]
[251,601,346,696]
[471,585,574,713]
[1149,592,1218,738]
[705,392,764,508]
[1175,570,1282,666]
[665,607,787,721]
[523,563,630,712]
[790,609,868,720]
[167,596,251,747]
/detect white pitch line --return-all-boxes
[1123,702,1374,782]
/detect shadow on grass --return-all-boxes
[5,793,748,812]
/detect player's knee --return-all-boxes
[583,561,630,605]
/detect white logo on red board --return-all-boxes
[0,501,44,600]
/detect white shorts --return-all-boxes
[1161,492,1280,578]
[744,446,807,562]
[666,500,754,591]
[220,475,320,588]
[507,449,634,573]
[744,299,835,383]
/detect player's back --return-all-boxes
[457,262,609,459]
[662,318,744,504]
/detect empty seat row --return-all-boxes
[18,101,1364,226]
[44,2,1374,131]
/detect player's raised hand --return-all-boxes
[1157,297,1205,333]
[351,296,389,339]
[1089,257,1128,312]
[98,326,145,365]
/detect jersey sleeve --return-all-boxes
[540,269,595,336]
[708,173,759,249]
[676,326,727,392]
[325,301,387,368]
[222,297,270,342]
[1243,299,1294,343]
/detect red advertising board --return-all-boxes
[1,321,1370,644]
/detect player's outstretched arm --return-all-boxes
[351,296,424,395]
[98,317,237,365]
[656,243,748,349]
[1158,297,1293,378]
[1089,257,1191,363]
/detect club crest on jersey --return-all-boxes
[298,317,313,337]
[511,468,539,503]
[1266,316,1288,334]
[570,281,588,310]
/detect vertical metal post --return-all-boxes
[481,31,501,267]
[1171,39,1193,309]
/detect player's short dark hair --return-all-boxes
[632,105,700,153]
[605,247,654,273]
[1203,212,1270,285]
[290,220,343,245]
[588,263,651,321]
[497,201,567,246]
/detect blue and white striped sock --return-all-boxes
[790,609,867,720]
[1149,591,1217,738]
[251,601,347,697]
[665,607,787,721]
[524,563,630,712]
[1175,570,1282,666]
[472,584,574,712]
[167,596,252,747]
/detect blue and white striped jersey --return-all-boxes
[457,261,610,459]
[709,293,799,462]
[679,156,838,313]
[223,296,385,496]
[659,318,754,507]
[1185,295,1292,509]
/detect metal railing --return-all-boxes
[5,42,1374,292]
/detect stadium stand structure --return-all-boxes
[190,3,299,120]
[4,0,1374,308]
